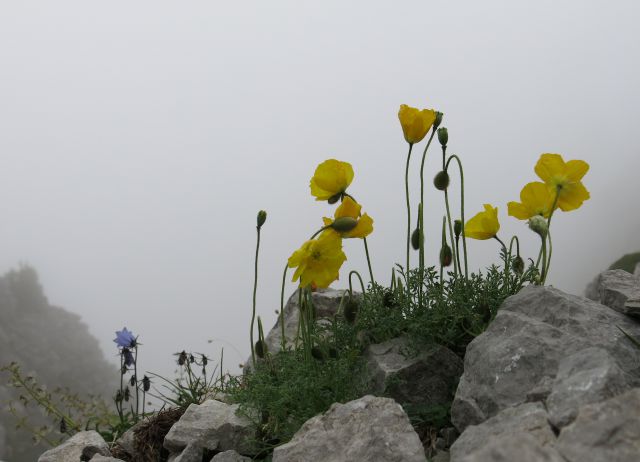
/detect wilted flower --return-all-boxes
[534,153,590,211]
[465,204,500,240]
[177,350,188,366]
[398,104,437,145]
[322,196,374,239]
[309,159,354,202]
[114,327,137,349]
[288,231,346,288]
[508,182,556,220]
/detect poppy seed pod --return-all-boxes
[513,255,525,275]
[331,216,358,233]
[257,210,267,228]
[437,127,448,146]
[440,244,453,267]
[411,227,422,250]
[528,215,548,238]
[434,170,450,190]
[454,219,462,238]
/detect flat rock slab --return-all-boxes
[211,450,252,461]
[556,387,640,462]
[272,395,425,462]
[38,431,110,462]
[164,399,254,461]
[364,336,462,408]
[449,402,556,462]
[451,285,640,431]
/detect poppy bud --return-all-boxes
[129,375,136,387]
[311,346,325,361]
[437,127,448,146]
[201,355,208,367]
[513,255,525,275]
[257,210,267,228]
[440,244,453,267]
[254,340,267,359]
[434,111,444,129]
[327,192,342,204]
[411,227,422,250]
[60,418,67,434]
[528,215,548,238]
[454,220,462,238]
[115,390,123,403]
[142,375,151,392]
[344,299,359,324]
[331,217,358,233]
[434,171,450,190]
[177,351,187,366]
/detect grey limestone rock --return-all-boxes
[37,431,110,462]
[556,387,640,462]
[449,402,556,462]
[272,395,425,462]
[211,450,252,461]
[451,285,640,431]
[90,457,126,462]
[546,347,636,428]
[163,399,254,461]
[587,269,640,317]
[364,336,462,408]
[458,433,565,462]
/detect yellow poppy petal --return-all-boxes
[534,153,565,183]
[565,160,589,182]
[557,181,590,211]
[335,196,362,219]
[344,213,374,239]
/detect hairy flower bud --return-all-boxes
[344,299,359,324]
[254,340,267,359]
[528,215,548,238]
[411,227,422,250]
[434,111,444,129]
[434,170,450,190]
[257,210,267,228]
[440,244,453,267]
[437,127,448,146]
[513,255,525,275]
[454,219,462,238]
[331,217,358,233]
[142,375,151,392]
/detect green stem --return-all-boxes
[444,187,458,276]
[133,346,139,421]
[279,263,288,352]
[363,237,375,286]
[439,216,446,282]
[493,235,510,292]
[542,229,553,285]
[250,226,261,368]
[418,130,437,281]
[445,155,468,278]
[405,143,414,283]
[542,187,560,284]
[540,235,547,285]
[349,270,366,294]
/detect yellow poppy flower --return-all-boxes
[398,104,437,145]
[507,182,556,220]
[322,196,374,239]
[309,159,355,201]
[287,232,346,288]
[534,153,590,211]
[465,204,500,240]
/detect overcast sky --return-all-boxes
[1,1,639,379]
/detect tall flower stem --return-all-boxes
[363,238,375,286]
[404,143,414,284]
[493,235,510,292]
[349,270,366,294]
[540,235,548,285]
[279,263,288,352]
[443,186,458,276]
[445,155,468,278]
[133,346,139,421]
[418,130,437,281]
[541,186,560,284]
[250,225,262,368]
[439,216,446,282]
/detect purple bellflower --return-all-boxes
[114,327,137,349]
